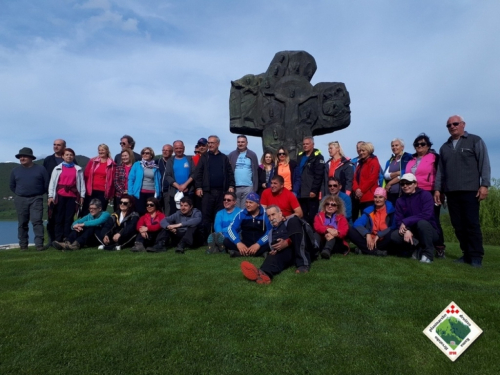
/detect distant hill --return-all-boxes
[0,155,90,220]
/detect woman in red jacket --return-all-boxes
[313,195,350,259]
[130,197,165,252]
[352,142,380,221]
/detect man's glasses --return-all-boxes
[120,201,130,206]
[120,142,127,146]
[413,142,427,147]
[146,203,155,207]
[326,202,338,207]
[446,122,462,128]
[328,184,339,188]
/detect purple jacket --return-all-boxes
[395,188,437,230]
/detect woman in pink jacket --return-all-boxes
[405,133,446,257]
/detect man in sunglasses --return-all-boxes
[319,177,352,224]
[434,115,490,267]
[391,173,438,263]
[114,134,141,165]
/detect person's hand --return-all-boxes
[113,233,121,242]
[309,192,316,198]
[434,191,442,205]
[366,234,377,251]
[228,187,234,193]
[399,223,407,235]
[141,232,148,239]
[477,186,488,201]
[139,226,148,233]
[48,198,54,205]
[271,238,288,252]
[403,230,414,244]
[325,232,334,241]
[247,243,261,255]
[196,189,203,197]
[103,235,109,245]
[236,242,248,255]
[355,189,362,199]
[326,228,338,237]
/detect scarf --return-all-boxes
[62,162,75,168]
[141,159,157,169]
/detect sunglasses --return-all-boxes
[89,206,98,210]
[141,151,151,155]
[223,198,234,202]
[326,202,338,207]
[413,142,427,147]
[120,201,130,205]
[328,184,339,188]
[278,152,286,156]
[400,181,415,186]
[146,203,155,207]
[446,122,461,128]
[120,142,127,146]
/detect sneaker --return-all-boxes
[375,250,388,257]
[295,266,310,274]
[411,250,421,260]
[420,255,433,264]
[320,249,331,260]
[98,245,105,250]
[241,261,271,284]
[67,241,81,250]
[470,258,482,268]
[114,246,121,251]
[130,242,146,252]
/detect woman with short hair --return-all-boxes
[313,195,350,259]
[352,142,380,221]
[383,138,412,206]
[131,197,165,252]
[82,144,115,216]
[48,148,85,242]
[128,147,162,215]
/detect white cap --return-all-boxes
[400,173,417,183]
[174,191,184,209]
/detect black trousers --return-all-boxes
[222,238,270,257]
[348,227,393,254]
[67,226,106,248]
[135,231,160,247]
[314,233,349,255]
[54,196,77,242]
[201,189,225,240]
[298,197,320,226]
[156,226,202,248]
[390,220,438,260]
[446,191,484,261]
[351,197,372,222]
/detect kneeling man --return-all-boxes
[241,205,312,284]
[391,173,439,263]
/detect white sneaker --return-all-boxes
[420,255,433,263]
[98,245,104,250]
[115,246,121,251]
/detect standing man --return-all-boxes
[228,135,259,208]
[192,138,208,166]
[164,141,194,215]
[293,136,325,226]
[114,135,141,165]
[156,143,173,212]
[9,148,49,251]
[434,115,491,267]
[194,135,235,241]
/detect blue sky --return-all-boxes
[1,0,499,179]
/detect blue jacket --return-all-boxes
[128,162,162,199]
[353,201,396,238]
[382,152,413,187]
[71,211,111,229]
[395,188,437,230]
[214,207,242,236]
[227,205,272,246]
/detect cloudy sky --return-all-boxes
[1,0,499,179]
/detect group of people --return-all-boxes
[9,115,491,284]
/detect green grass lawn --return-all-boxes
[0,244,498,375]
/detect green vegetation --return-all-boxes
[436,317,471,349]
[0,243,498,374]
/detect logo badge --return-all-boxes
[423,301,482,361]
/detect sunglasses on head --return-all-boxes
[120,201,130,205]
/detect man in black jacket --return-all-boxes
[194,135,235,241]
[293,136,325,226]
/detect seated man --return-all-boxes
[390,173,439,263]
[319,177,352,224]
[151,197,202,253]
[52,199,110,250]
[260,175,303,219]
[348,187,396,256]
[224,192,272,257]
[240,205,312,284]
[207,192,241,254]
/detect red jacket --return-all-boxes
[84,157,116,199]
[314,211,349,248]
[352,155,380,203]
[136,212,166,232]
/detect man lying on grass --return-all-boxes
[241,205,311,284]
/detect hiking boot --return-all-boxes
[320,249,331,260]
[420,255,433,264]
[175,242,185,254]
[130,242,146,252]
[241,261,271,284]
[52,241,66,250]
[375,250,388,256]
[295,266,310,274]
[36,246,45,251]
[470,258,482,268]
[454,256,468,264]
[67,241,81,250]
[147,242,166,253]
[354,247,362,255]
[435,245,446,258]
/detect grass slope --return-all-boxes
[0,244,498,374]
